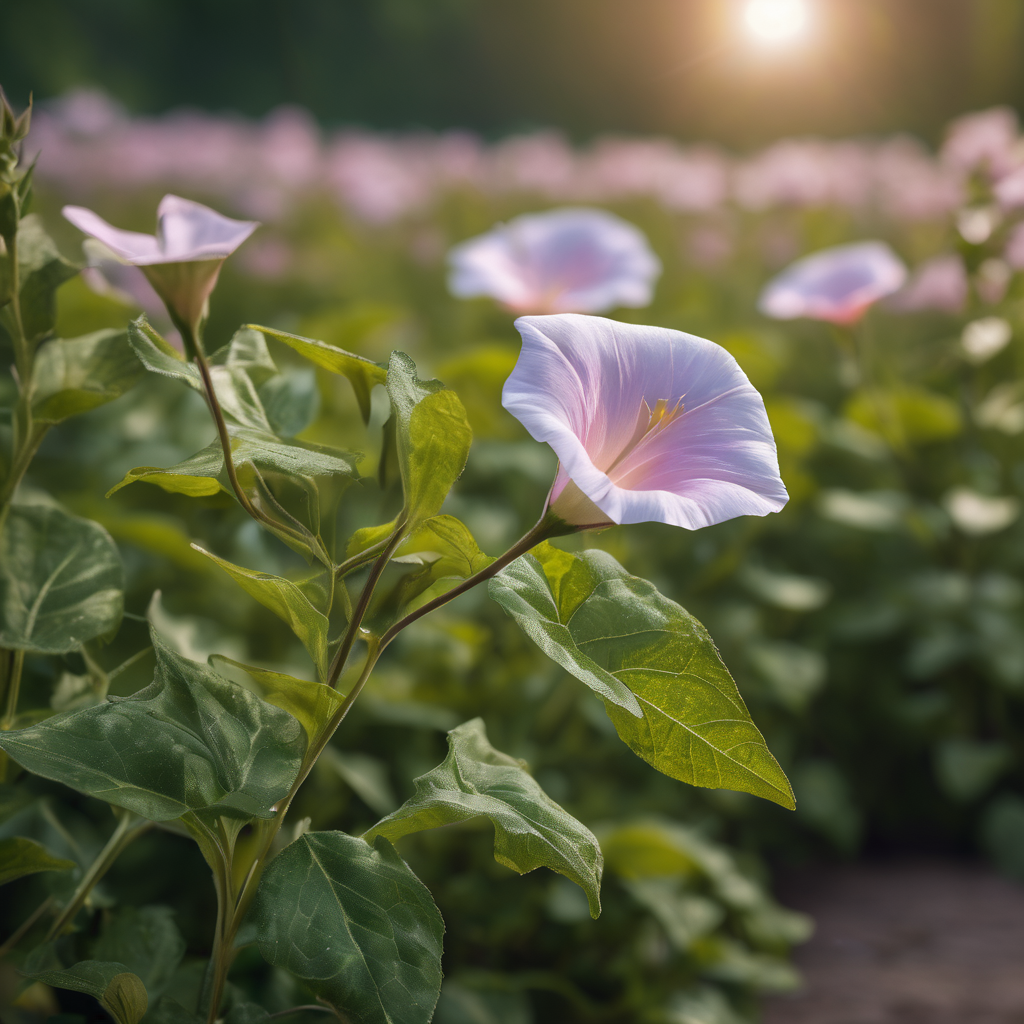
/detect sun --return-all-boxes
[744,0,809,43]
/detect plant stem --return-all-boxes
[188,340,311,552]
[0,897,54,960]
[45,812,150,941]
[378,513,560,653]
[203,820,238,1024]
[333,536,391,580]
[326,530,405,689]
[1,649,25,730]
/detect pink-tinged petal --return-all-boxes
[758,241,908,324]
[503,314,788,530]
[154,194,258,263]
[62,205,161,263]
[448,207,661,314]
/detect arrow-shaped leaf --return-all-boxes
[364,718,603,917]
[488,544,794,809]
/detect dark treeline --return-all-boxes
[2,0,1023,147]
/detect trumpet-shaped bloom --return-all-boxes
[758,241,907,325]
[447,207,661,314]
[63,194,258,343]
[503,314,788,529]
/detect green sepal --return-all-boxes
[364,717,603,917]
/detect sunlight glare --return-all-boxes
[744,0,808,43]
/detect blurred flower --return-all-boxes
[961,317,1012,364]
[977,258,1012,304]
[944,488,1020,536]
[758,241,908,324]
[957,205,1000,244]
[502,314,788,529]
[63,194,258,342]
[874,137,964,222]
[941,107,1020,180]
[447,208,661,314]
[887,254,968,314]
[1003,222,1024,269]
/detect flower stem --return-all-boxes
[378,513,561,653]
[188,341,312,553]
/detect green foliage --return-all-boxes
[364,717,603,917]
[252,831,445,1024]
[31,328,143,423]
[0,628,305,821]
[22,957,149,1024]
[6,214,78,344]
[249,323,387,424]
[0,500,124,653]
[0,834,75,885]
[386,350,473,529]
[196,547,331,681]
[490,544,795,808]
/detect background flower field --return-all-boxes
[3,85,1024,1023]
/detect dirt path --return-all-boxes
[762,862,1024,1024]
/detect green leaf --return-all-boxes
[211,656,344,744]
[0,628,305,822]
[252,831,444,1024]
[108,428,360,499]
[31,328,143,423]
[94,906,187,1002]
[250,323,387,424]
[23,959,148,1024]
[0,835,76,885]
[195,547,330,682]
[127,316,201,387]
[364,717,603,917]
[386,351,472,528]
[489,545,795,809]
[12,214,79,344]
[0,501,124,654]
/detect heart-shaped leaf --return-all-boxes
[0,501,123,654]
[364,717,603,916]
[32,328,143,423]
[252,831,444,1024]
[488,545,795,809]
[0,628,305,822]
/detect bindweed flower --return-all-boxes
[503,314,788,529]
[758,241,908,325]
[62,194,258,350]
[447,207,661,314]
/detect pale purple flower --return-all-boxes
[62,194,258,341]
[758,241,908,325]
[502,314,788,530]
[448,208,661,314]
[887,254,968,315]
[941,107,1019,180]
